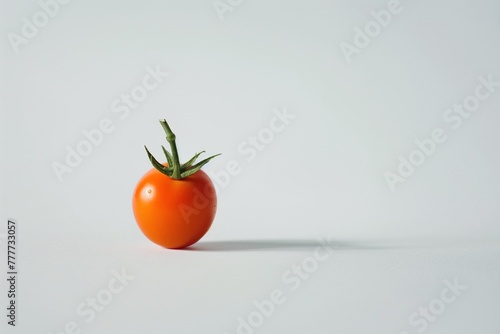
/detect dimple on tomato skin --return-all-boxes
[133,166,217,249]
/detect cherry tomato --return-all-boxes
[133,164,216,249]
[132,118,220,249]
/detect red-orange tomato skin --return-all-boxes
[132,166,217,249]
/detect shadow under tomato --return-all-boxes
[184,239,414,252]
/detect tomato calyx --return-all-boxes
[144,119,221,180]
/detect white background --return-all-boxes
[1,0,499,333]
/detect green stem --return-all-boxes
[160,119,182,179]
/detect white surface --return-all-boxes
[1,0,500,333]
[7,238,500,334]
